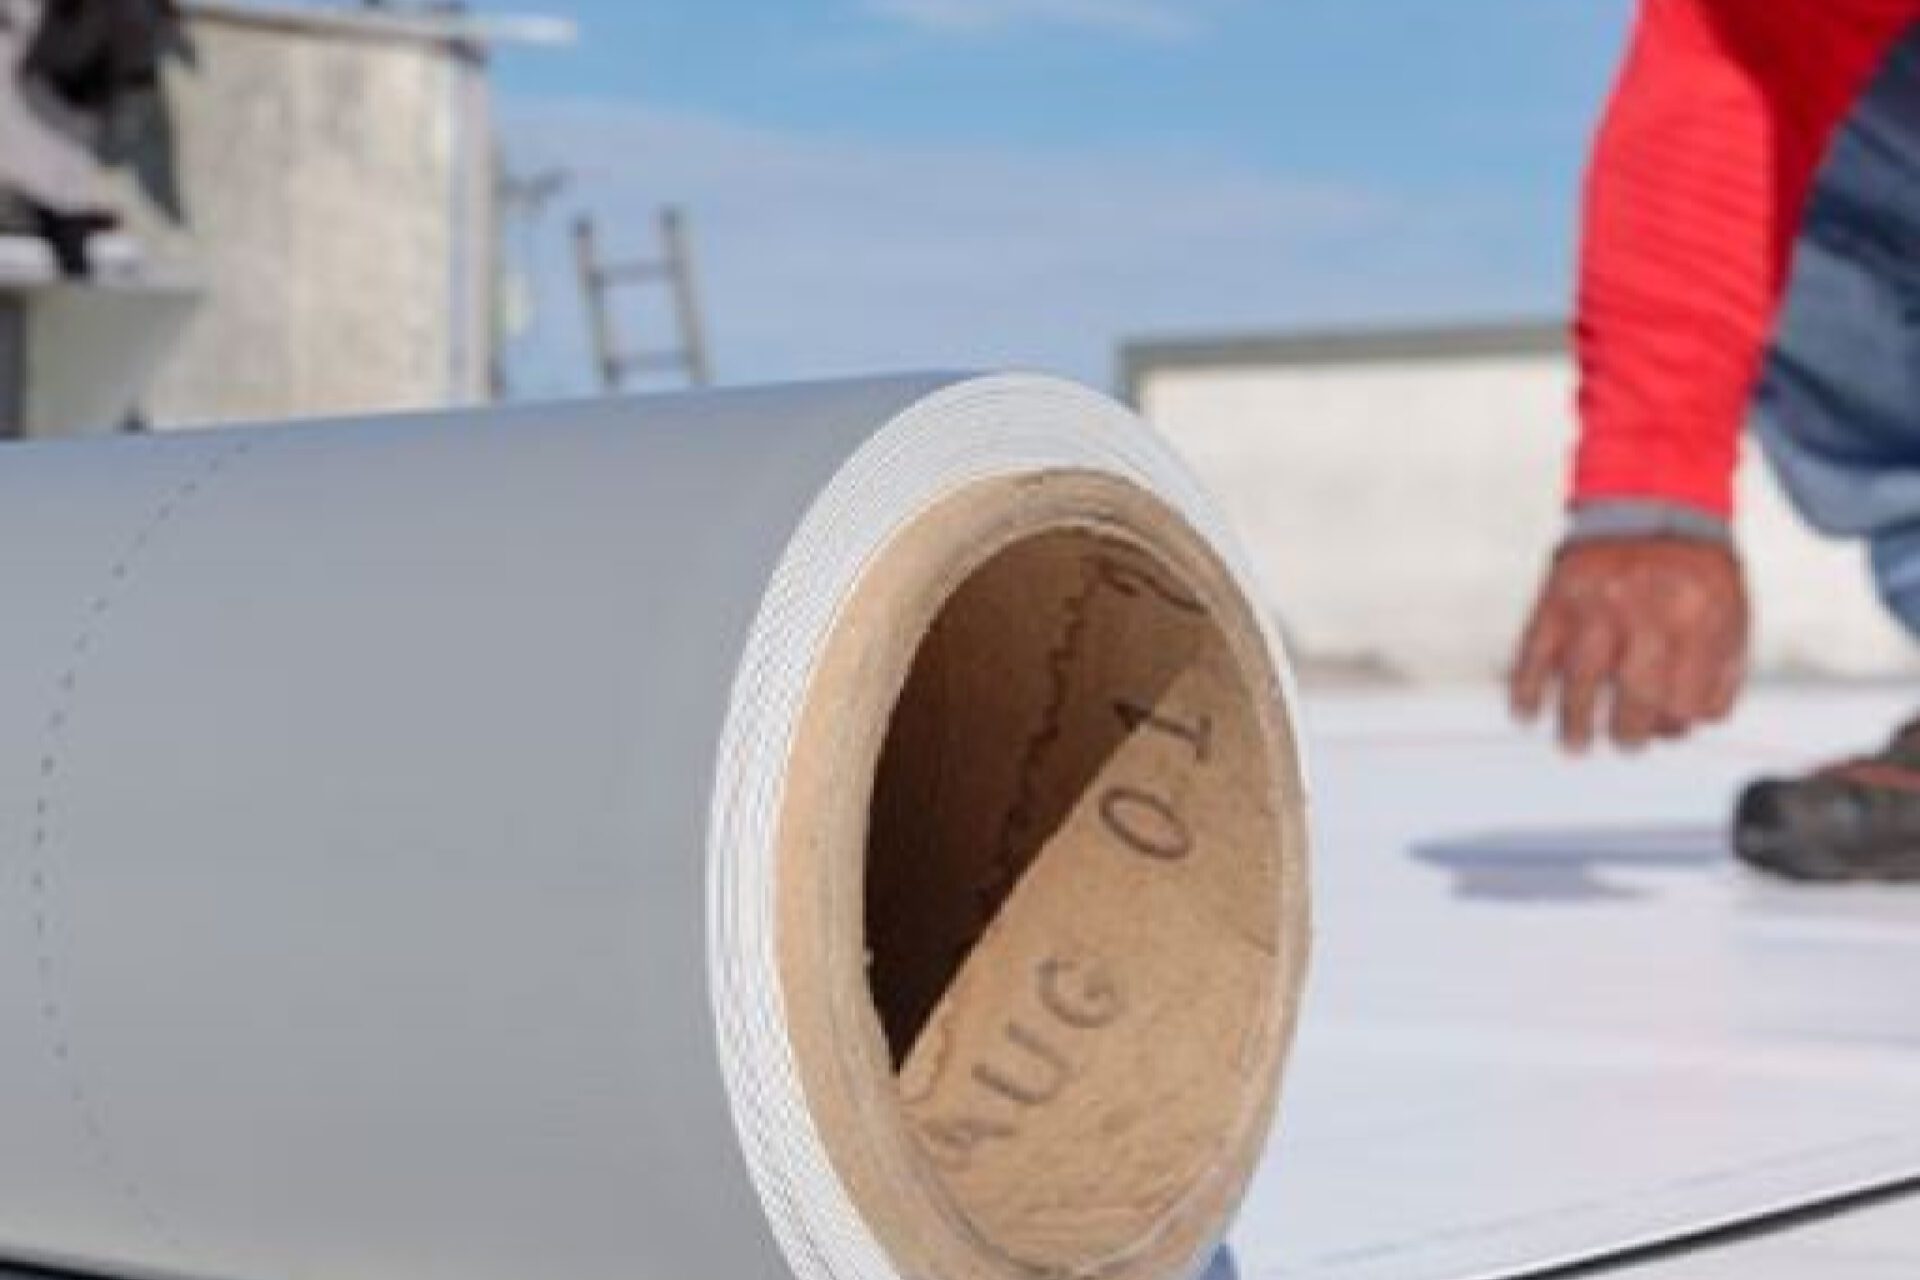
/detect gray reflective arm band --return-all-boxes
[1565,499,1732,545]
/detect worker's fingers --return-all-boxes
[1653,616,1713,741]
[1703,644,1745,722]
[1652,641,1697,740]
[1608,696,1661,751]
[1510,602,1567,722]
[1668,613,1744,726]
[1666,636,1716,727]
[1558,617,1619,753]
[1610,621,1672,750]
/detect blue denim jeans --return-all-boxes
[1199,1246,1239,1280]
[1753,25,1920,637]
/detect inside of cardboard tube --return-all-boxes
[861,526,1288,1274]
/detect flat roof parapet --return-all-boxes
[1119,318,1569,403]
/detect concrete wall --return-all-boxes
[1131,335,1920,682]
[120,4,494,428]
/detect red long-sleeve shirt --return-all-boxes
[1574,0,1920,517]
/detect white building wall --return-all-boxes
[1138,353,1920,681]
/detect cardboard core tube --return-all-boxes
[779,472,1306,1280]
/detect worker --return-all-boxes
[1511,0,1920,881]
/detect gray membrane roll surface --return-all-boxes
[0,374,1308,1280]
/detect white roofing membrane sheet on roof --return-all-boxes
[1229,686,1920,1280]
[1,686,1916,1280]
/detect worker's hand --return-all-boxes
[1509,536,1749,752]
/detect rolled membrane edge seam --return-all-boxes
[711,374,1311,1280]
[0,372,1309,1280]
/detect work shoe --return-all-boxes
[1734,718,1920,881]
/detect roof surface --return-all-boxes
[1228,683,1920,1280]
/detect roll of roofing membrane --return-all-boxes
[0,374,1309,1280]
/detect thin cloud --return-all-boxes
[864,0,1202,41]
[498,100,1560,396]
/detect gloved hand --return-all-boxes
[1509,536,1749,752]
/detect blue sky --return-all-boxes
[489,0,1635,395]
